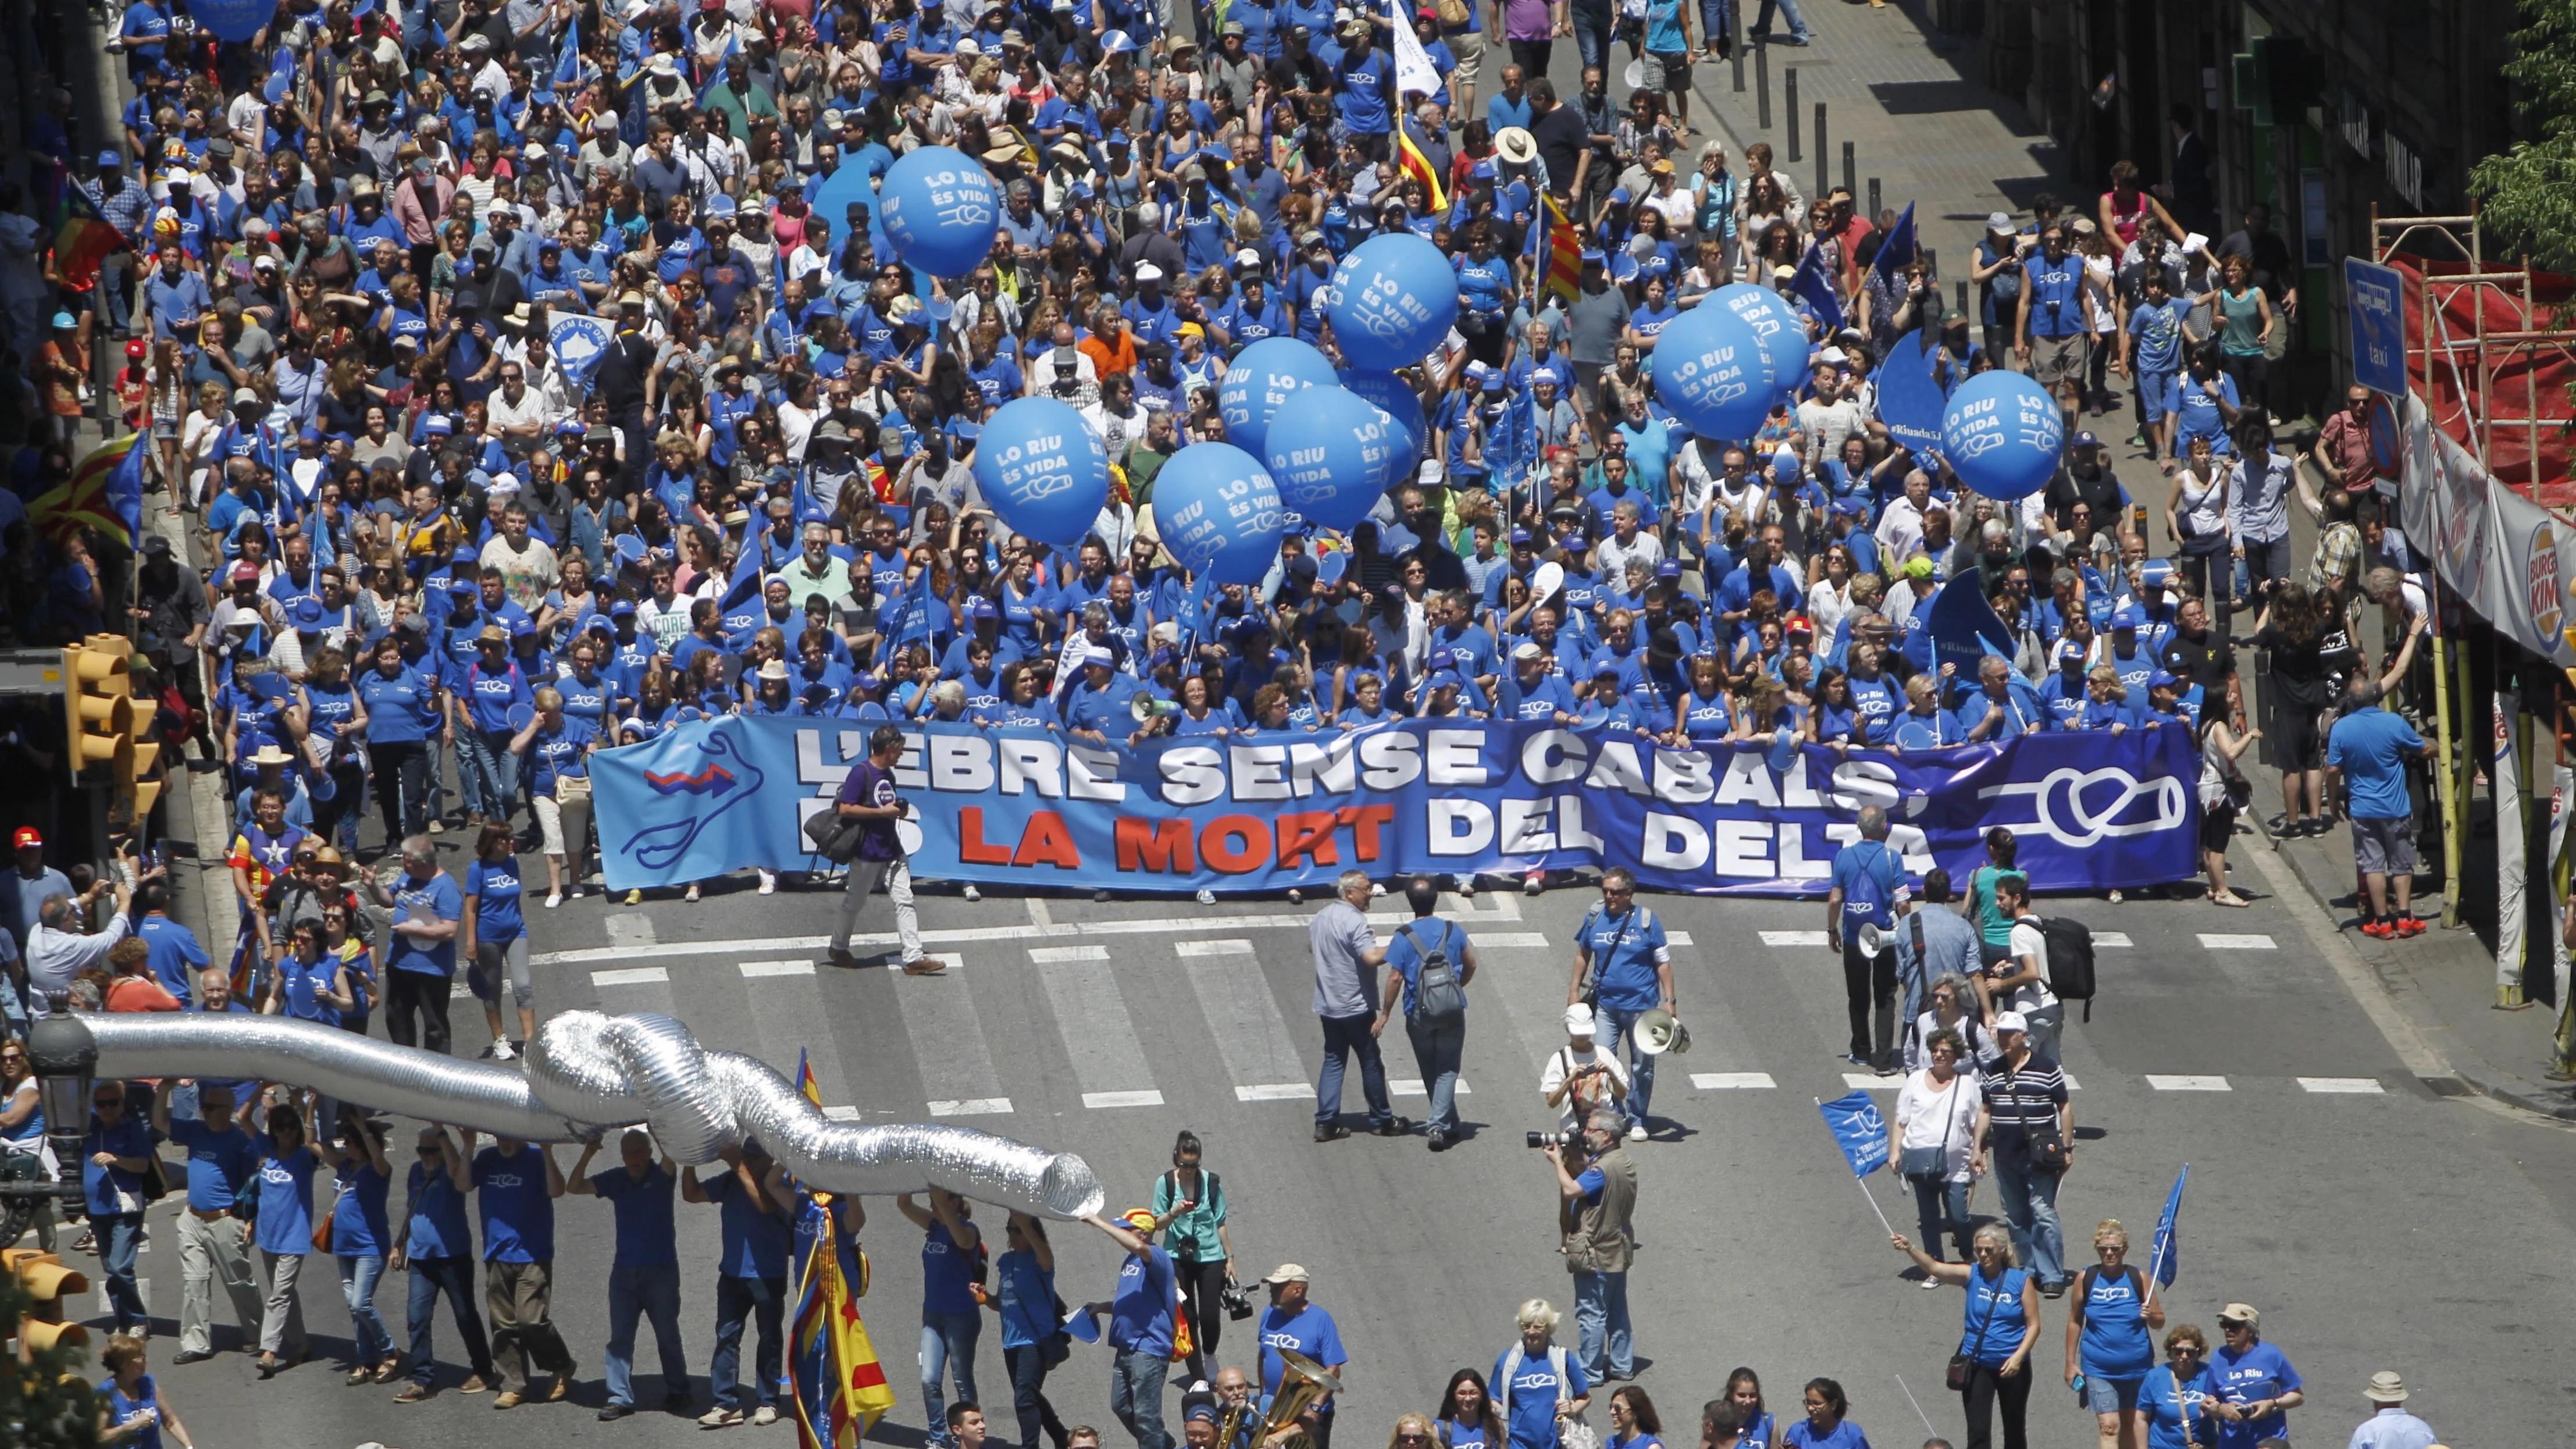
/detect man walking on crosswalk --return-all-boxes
[1375,876,1478,1151]
[1307,870,1405,1142]
[828,725,938,974]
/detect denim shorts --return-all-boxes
[2083,1375,2142,1415]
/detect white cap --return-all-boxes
[1993,1010,2029,1034]
[1563,1002,1595,1034]
[489,472,522,495]
[1134,262,1164,282]
[1512,640,1544,661]
[1082,645,1116,668]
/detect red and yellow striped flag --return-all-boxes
[1537,193,1583,308]
[1396,128,1447,214]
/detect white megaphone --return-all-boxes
[1633,1006,1691,1056]
[1858,921,1889,957]
[1132,695,1182,724]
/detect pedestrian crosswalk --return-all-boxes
[550,903,2382,1127]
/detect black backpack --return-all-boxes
[2039,917,2097,1020]
[1400,922,1469,1024]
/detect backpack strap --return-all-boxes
[1547,1345,1570,1402]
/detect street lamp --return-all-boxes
[25,999,99,1215]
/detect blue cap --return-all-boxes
[2137,558,2175,589]
[1186,1406,1220,1425]
[854,671,881,692]
[1427,669,1463,690]
[953,420,982,443]
[454,543,480,564]
[299,425,325,442]
[2146,669,2180,689]
[290,597,325,629]
[585,613,615,633]
[615,535,647,563]
[1471,159,1497,179]
[1509,527,1533,546]
[447,577,479,597]
[1609,187,1631,204]
[964,595,997,620]
[1655,559,1682,579]
[423,414,454,435]
[703,193,738,218]
[1480,371,1505,392]
[2109,604,2144,630]
[610,597,638,617]
[556,418,586,436]
[510,616,536,638]
[98,149,123,168]
[1830,495,1865,517]
[2072,430,2102,448]
[1426,647,1457,672]
[2057,640,2088,665]
[1580,250,1607,268]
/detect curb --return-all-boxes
[2264,824,2576,1123]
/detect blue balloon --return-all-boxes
[1940,370,2065,500]
[1153,443,1287,585]
[194,0,277,41]
[1326,233,1462,371]
[1338,368,1427,474]
[1709,284,1809,400]
[1264,387,1401,535]
[877,147,1002,277]
[972,397,1111,546]
[1651,305,1774,442]
[1217,338,1337,460]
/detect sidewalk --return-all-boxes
[2265,808,2576,1120]
[1687,0,2067,284]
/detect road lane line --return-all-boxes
[1691,1072,1777,1089]
[592,966,671,985]
[739,959,816,977]
[1182,945,1312,1100]
[2298,1077,2386,1094]
[2145,1074,2231,1091]
[893,956,1013,1117]
[1083,1090,1166,1109]
[1032,945,1161,1107]
[2199,934,2278,949]
[1762,930,1829,947]
[1177,939,1255,957]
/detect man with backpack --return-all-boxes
[1825,807,1909,1073]
[1990,876,2066,1062]
[1374,875,1481,1152]
[1563,867,1674,1142]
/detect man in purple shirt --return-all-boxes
[826,725,935,973]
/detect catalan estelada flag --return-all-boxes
[28,431,144,549]
[1533,192,1583,309]
[51,185,126,293]
[792,1191,896,1448]
[1396,127,1447,215]
[796,1047,824,1108]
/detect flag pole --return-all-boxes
[1893,1375,1940,1440]
[1814,1095,1897,1236]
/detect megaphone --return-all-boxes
[1858,921,1889,957]
[1132,695,1182,724]
[1633,1007,1691,1056]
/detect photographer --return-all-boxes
[1548,1111,1637,1386]
[825,725,939,975]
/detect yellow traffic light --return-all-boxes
[3,1247,89,1301]
[61,639,134,778]
[20,1317,88,1351]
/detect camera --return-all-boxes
[1218,1277,1255,1321]
[1526,1130,1575,1149]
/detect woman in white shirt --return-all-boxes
[1907,971,2000,1076]
[1890,1027,1983,1281]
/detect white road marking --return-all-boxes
[1762,930,1830,947]
[1843,1073,1898,1090]
[1472,932,1552,948]
[2145,1074,2232,1091]
[1034,945,1160,1108]
[535,909,1459,967]
[2199,934,2278,950]
[2094,932,2135,948]
[739,959,815,977]
[1083,1090,1166,1109]
[605,914,658,948]
[593,966,670,985]
[822,1105,861,1121]
[929,1098,1014,1116]
[1177,939,1255,957]
[1666,930,1695,946]
[1388,1079,1473,1096]
[1184,946,1313,1101]
[1234,1084,1316,1101]
[1691,1072,1777,1089]
[1029,945,1111,963]
[2298,1077,2386,1094]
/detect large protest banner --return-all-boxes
[590,718,2199,895]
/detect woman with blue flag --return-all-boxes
[1891,1223,2039,1449]
[2064,1219,2163,1449]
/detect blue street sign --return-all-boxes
[2346,257,2407,397]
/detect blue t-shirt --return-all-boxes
[1830,839,1904,931]
[2207,1341,2300,1449]
[252,1140,319,1255]
[922,1217,983,1313]
[592,1163,680,1268]
[2126,297,2192,373]
[1491,1345,1585,1449]
[2141,1365,2215,1449]
[405,1159,475,1258]
[474,1144,555,1263]
[329,1160,394,1256]
[466,857,526,942]
[389,870,464,976]
[708,1170,794,1280]
[1386,918,1466,1018]
[2325,707,2422,820]
[1958,1264,2028,1365]
[83,1116,153,1217]
[168,1118,258,1212]
[996,1246,1056,1349]
[1257,1302,1346,1409]
[1576,903,1669,1011]
[1782,1419,1870,1449]
[1107,1244,1177,1356]
[2076,1265,2154,1379]
[138,914,208,1005]
[355,666,436,745]
[100,1373,165,1449]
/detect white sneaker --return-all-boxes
[1627,1123,1647,1141]
[963,884,982,902]
[544,892,563,909]
[491,1040,517,1062]
[1524,870,1546,896]
[1456,875,1477,896]
[750,1405,779,1426]
[684,884,701,903]
[757,871,777,896]
[1370,881,1387,896]
[1195,888,1216,905]
[1287,888,1303,905]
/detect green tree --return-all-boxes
[1,1258,100,1449]
[2472,0,2576,273]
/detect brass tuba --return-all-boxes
[1231,1349,1343,1449]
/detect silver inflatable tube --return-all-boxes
[84,1011,1104,1219]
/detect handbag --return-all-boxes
[311,1202,337,1253]
[803,806,865,864]
[1551,1346,1599,1449]
[1946,1268,2005,1390]
[1900,1073,1961,1181]
[1435,0,1470,24]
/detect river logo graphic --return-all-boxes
[618,725,767,871]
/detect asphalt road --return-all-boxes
[83,856,2576,1449]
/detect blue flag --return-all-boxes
[1818,1091,1888,1177]
[885,571,934,653]
[1870,201,1917,287]
[1790,241,1844,334]
[554,12,583,88]
[107,431,146,544]
[1922,572,2019,680]
[2150,1164,2187,1286]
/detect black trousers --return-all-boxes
[1959,1358,2030,1449]
[1840,938,1897,1062]
[370,739,430,841]
[2178,544,2232,642]
[387,968,454,1055]
[1173,1255,1227,1382]
[1509,38,1554,75]
[1003,1343,1068,1449]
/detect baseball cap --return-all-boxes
[1260,1263,1311,1285]
[1508,527,1533,546]
[1530,366,1560,386]
[2057,640,2088,667]
[610,598,639,618]
[1986,212,2014,234]
[964,596,998,621]
[1512,641,1545,662]
[1563,1002,1595,1034]
[11,827,41,850]
[2146,669,2180,689]
[2071,430,2102,449]
[2218,1303,2259,1327]
[1993,1010,2029,1034]
[1831,495,1865,517]
[1082,646,1116,668]
[98,149,123,168]
[2109,603,2145,630]
[290,597,326,631]
[2137,559,2175,589]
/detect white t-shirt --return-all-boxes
[2004,917,2060,1014]
[1895,1067,1982,1181]
[1539,1043,1633,1131]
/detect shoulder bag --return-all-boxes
[2008,1063,2072,1173]
[1550,1345,1599,1449]
[1899,1072,1960,1182]
[1577,907,1635,1012]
